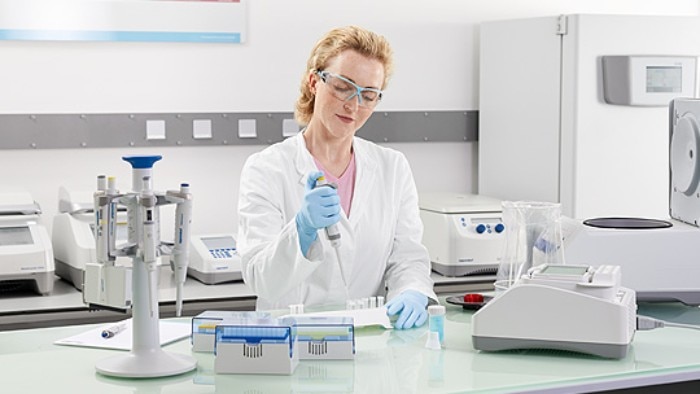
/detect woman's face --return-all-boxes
[309,50,385,140]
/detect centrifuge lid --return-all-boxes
[418,193,502,214]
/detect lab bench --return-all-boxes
[2,299,700,393]
[0,269,495,331]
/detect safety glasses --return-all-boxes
[315,70,383,109]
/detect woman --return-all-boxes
[237,26,436,329]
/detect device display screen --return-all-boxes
[203,236,235,250]
[646,65,682,93]
[540,265,588,276]
[0,226,33,246]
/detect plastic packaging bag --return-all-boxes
[495,201,564,294]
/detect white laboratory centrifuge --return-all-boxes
[563,98,700,305]
[0,189,54,295]
[419,193,505,277]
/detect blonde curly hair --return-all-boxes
[294,26,394,126]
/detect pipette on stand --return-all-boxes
[95,175,110,266]
[139,176,158,318]
[170,184,192,317]
[106,176,118,260]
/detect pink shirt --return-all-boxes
[313,153,356,217]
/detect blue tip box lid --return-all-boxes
[122,155,162,169]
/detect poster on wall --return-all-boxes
[0,0,247,43]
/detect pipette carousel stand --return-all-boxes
[93,155,197,378]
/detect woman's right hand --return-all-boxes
[295,171,341,255]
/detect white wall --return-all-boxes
[0,0,697,238]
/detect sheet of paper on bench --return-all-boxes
[54,319,191,351]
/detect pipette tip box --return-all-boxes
[191,310,271,353]
[214,321,299,375]
[284,315,355,360]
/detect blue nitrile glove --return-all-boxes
[385,290,429,330]
[295,171,341,256]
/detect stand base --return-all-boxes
[96,349,197,378]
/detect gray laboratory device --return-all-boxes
[602,55,696,106]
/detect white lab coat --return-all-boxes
[237,132,436,310]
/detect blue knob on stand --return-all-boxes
[122,155,162,169]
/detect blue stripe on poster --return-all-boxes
[0,29,241,43]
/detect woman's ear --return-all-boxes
[308,71,318,95]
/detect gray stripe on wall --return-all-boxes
[0,110,477,150]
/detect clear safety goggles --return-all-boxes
[315,70,383,109]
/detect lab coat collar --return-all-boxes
[294,131,317,187]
